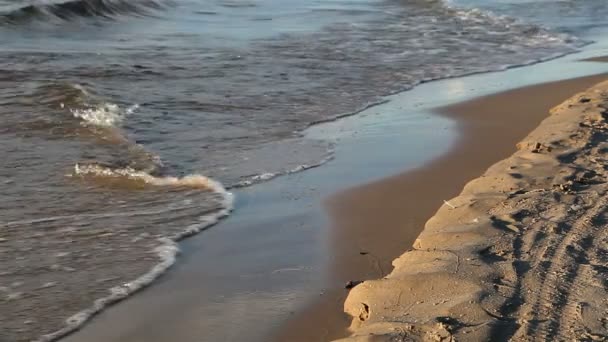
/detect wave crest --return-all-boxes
[37,83,137,128]
[0,0,170,25]
[71,103,138,127]
[73,163,225,192]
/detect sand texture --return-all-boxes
[276,74,608,342]
[337,80,608,341]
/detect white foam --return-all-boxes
[73,163,226,191]
[125,103,140,115]
[71,103,139,127]
[441,0,579,48]
[234,151,335,188]
[34,168,234,342]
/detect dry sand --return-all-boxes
[336,80,608,341]
[276,73,608,341]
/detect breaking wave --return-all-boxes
[11,83,139,137]
[73,162,226,191]
[70,103,138,127]
[54,83,137,128]
[24,82,235,341]
[0,0,170,25]
[34,178,234,342]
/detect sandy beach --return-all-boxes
[336,77,608,340]
[275,67,608,341]
[3,0,608,341]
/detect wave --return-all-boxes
[33,82,92,108]
[34,174,233,342]
[70,102,138,127]
[73,162,225,191]
[0,0,170,25]
[49,83,138,128]
[39,131,235,342]
[21,81,234,341]
[438,0,580,47]
[233,152,335,188]
[8,83,139,141]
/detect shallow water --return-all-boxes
[0,0,587,184]
[60,44,608,342]
[1,0,608,340]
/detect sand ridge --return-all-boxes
[337,80,608,341]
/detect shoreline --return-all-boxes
[336,79,608,340]
[56,50,608,342]
[584,56,608,63]
[275,72,608,341]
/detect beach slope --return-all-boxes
[337,80,608,341]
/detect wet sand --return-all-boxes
[276,73,608,341]
[584,56,608,63]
